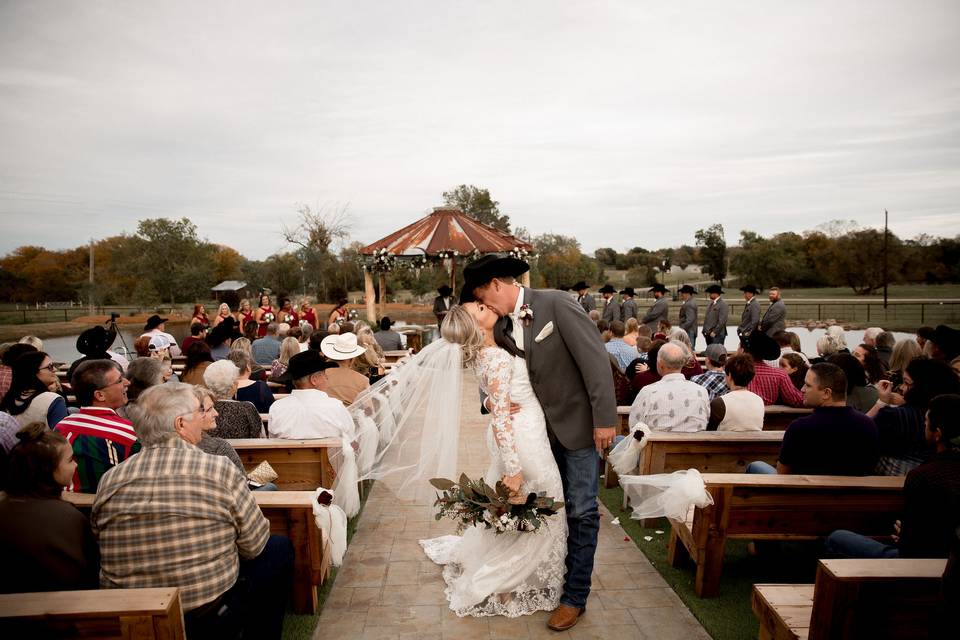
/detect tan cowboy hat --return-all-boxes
[320,332,367,360]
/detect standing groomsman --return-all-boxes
[678,285,698,348]
[573,281,595,314]
[759,286,787,337]
[599,285,621,323]
[738,284,761,339]
[619,287,638,322]
[641,283,669,333]
[433,285,454,327]
[702,284,728,345]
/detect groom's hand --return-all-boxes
[593,426,617,453]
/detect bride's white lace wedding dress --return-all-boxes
[419,346,567,618]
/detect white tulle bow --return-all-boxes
[312,487,348,566]
[619,469,714,522]
[607,422,652,476]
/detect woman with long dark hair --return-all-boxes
[190,304,210,330]
[1,351,67,428]
[180,341,214,386]
[854,343,887,384]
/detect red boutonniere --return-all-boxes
[518,304,534,326]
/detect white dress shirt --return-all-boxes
[511,286,525,352]
[628,372,709,432]
[268,388,355,439]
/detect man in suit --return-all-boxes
[678,284,698,348]
[463,255,617,632]
[598,284,621,323]
[759,286,787,337]
[702,284,729,346]
[432,285,454,327]
[573,281,595,314]
[640,283,669,333]
[619,287,638,322]
[738,284,761,339]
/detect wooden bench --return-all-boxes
[763,406,812,430]
[753,558,946,639]
[0,587,184,638]
[63,491,330,615]
[666,474,904,597]
[382,350,410,364]
[228,438,339,490]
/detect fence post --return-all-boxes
[817,304,822,320]
[866,304,870,322]
[921,304,925,324]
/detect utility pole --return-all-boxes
[883,210,889,309]
[88,239,94,315]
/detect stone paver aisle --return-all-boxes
[313,370,711,640]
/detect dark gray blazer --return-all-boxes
[760,299,786,336]
[520,287,617,450]
[679,299,698,333]
[739,297,760,336]
[601,297,621,323]
[620,298,638,321]
[578,293,596,314]
[702,297,729,338]
[640,297,669,333]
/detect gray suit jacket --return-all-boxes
[679,299,698,333]
[601,297,621,323]
[578,294,596,314]
[521,287,617,450]
[620,298,638,321]
[702,297,729,338]
[760,299,786,337]
[640,297,669,333]
[739,297,760,336]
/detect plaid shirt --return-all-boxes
[56,407,141,493]
[747,361,804,407]
[91,436,269,611]
[690,370,729,401]
[0,364,11,398]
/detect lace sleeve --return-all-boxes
[480,349,522,476]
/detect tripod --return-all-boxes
[106,312,131,358]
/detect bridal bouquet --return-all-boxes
[430,474,564,535]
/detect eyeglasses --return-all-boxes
[40,363,58,372]
[97,377,125,391]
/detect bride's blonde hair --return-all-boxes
[441,305,483,366]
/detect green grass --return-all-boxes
[598,482,821,640]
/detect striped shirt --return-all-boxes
[91,436,269,611]
[56,407,141,493]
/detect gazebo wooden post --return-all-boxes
[364,270,376,322]
[378,273,387,318]
[450,257,456,292]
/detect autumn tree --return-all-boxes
[442,185,511,233]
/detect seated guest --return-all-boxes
[605,320,639,372]
[667,329,704,376]
[628,340,666,392]
[925,324,960,362]
[0,342,37,398]
[875,331,895,368]
[180,322,206,353]
[297,324,313,351]
[229,337,267,381]
[826,325,850,353]
[826,393,960,559]
[887,338,922,388]
[321,333,371,405]
[628,342,709,432]
[742,331,804,407]
[828,352,879,413]
[1,349,67,429]
[353,327,386,377]
[229,351,275,413]
[205,323,233,361]
[374,316,405,352]
[623,317,640,347]
[269,351,354,439]
[118,357,163,420]
[868,358,960,475]
[180,341,214,386]
[707,354,764,431]
[140,314,181,357]
[56,360,139,492]
[67,325,121,379]
[252,322,282,365]
[810,334,841,365]
[778,352,808,391]
[93,383,293,638]
[853,343,887,384]
[0,423,99,594]
[746,363,879,475]
[916,326,935,352]
[18,334,43,351]
[773,330,809,364]
[271,337,301,380]
[203,360,264,439]
[862,326,883,347]
[691,343,730,400]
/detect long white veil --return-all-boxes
[332,337,464,517]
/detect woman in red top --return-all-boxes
[253,294,275,338]
[190,304,210,330]
[237,299,255,331]
[328,299,349,328]
[298,298,318,330]
[277,297,298,326]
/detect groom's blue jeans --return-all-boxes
[552,441,601,610]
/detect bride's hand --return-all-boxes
[502,472,524,494]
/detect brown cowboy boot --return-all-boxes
[547,604,583,631]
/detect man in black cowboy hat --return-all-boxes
[678,284,698,347]
[619,287,637,321]
[433,284,454,328]
[738,284,761,339]
[640,283,669,333]
[598,284,620,323]
[572,281,595,314]
[460,253,616,632]
[67,324,119,380]
[702,284,728,345]
[141,314,181,357]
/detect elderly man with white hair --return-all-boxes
[628,341,710,432]
[91,382,293,638]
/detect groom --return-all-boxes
[462,255,617,632]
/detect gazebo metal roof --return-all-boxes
[360,207,533,256]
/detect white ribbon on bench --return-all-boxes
[619,469,714,522]
[607,422,653,476]
[312,487,348,566]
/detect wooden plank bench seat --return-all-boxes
[752,558,946,639]
[62,491,329,615]
[227,438,339,490]
[667,474,905,597]
[617,405,811,436]
[0,587,185,638]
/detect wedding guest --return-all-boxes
[774,331,809,364]
[254,293,275,338]
[707,354,764,431]
[826,325,850,352]
[623,317,640,347]
[0,342,37,398]
[926,325,960,361]
[230,337,268,381]
[320,333,371,405]
[18,335,43,351]
[252,323,282,365]
[374,316,404,351]
[93,383,293,639]
[743,330,804,407]
[205,322,234,361]
[916,326,935,351]
[605,320,639,371]
[299,298,319,330]
[810,334,841,365]
[210,302,233,328]
[297,324,312,351]
[148,334,172,362]
[118,357,163,420]
[141,314,181,357]
[875,331,895,368]
[691,344,730,400]
[826,393,960,559]
[862,327,883,347]
[828,352,879,413]
[0,423,99,594]
[328,298,349,327]
[354,325,386,377]
[1,350,68,428]
[243,319,259,341]
[203,360,264,439]
[133,335,151,357]
[271,337,301,380]
[853,343,887,384]
[181,341,214,386]
[228,351,275,414]
[269,351,355,439]
[181,323,205,353]
[628,342,709,432]
[629,340,665,392]
[190,304,210,330]
[67,325,124,380]
[887,338,922,388]
[779,352,808,391]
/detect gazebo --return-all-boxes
[359,207,535,320]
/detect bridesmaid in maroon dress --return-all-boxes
[237,299,255,332]
[278,297,298,326]
[299,299,318,330]
[253,294,275,338]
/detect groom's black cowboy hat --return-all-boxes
[459,255,530,304]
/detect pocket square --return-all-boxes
[534,321,555,343]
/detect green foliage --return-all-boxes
[430,475,564,535]
[442,184,511,232]
[529,233,599,288]
[695,224,728,283]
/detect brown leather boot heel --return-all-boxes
[547,604,584,631]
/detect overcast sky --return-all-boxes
[1,1,958,260]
